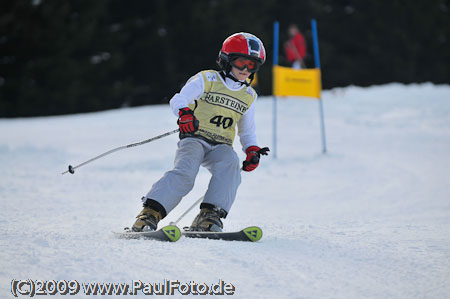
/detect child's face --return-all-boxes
[231,66,251,81]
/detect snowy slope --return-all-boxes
[1,83,450,298]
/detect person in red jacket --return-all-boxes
[284,24,307,69]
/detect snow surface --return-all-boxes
[1,83,450,298]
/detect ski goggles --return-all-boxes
[231,56,260,73]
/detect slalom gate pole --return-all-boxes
[272,21,279,159]
[61,128,180,175]
[311,19,327,153]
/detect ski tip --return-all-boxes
[161,225,181,242]
[242,226,263,242]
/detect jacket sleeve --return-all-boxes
[237,96,258,152]
[169,73,204,117]
[293,33,307,59]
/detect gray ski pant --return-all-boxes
[145,137,241,214]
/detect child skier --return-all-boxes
[132,32,268,232]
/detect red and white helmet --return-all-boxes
[217,32,266,72]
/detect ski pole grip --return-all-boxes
[258,147,270,156]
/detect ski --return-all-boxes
[113,225,181,242]
[182,226,262,242]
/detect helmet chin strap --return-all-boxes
[220,70,252,87]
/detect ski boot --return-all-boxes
[131,199,165,232]
[189,204,227,232]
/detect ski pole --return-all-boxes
[170,147,270,225]
[171,196,204,226]
[62,128,180,175]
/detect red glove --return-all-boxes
[242,146,261,172]
[178,108,199,134]
[242,146,270,172]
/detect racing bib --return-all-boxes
[188,70,257,146]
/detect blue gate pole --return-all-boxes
[311,19,327,153]
[272,21,279,159]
